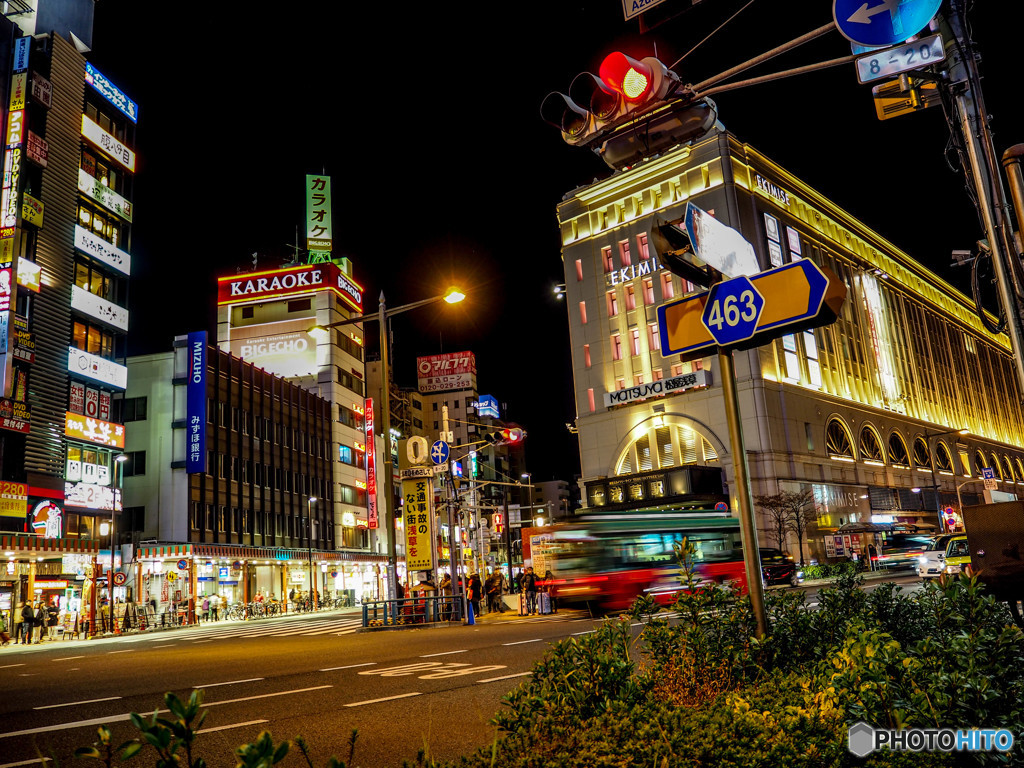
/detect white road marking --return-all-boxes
[502,638,542,646]
[193,677,264,689]
[196,719,268,734]
[151,645,176,648]
[477,672,532,683]
[193,639,214,643]
[202,685,332,708]
[52,656,85,662]
[0,663,25,669]
[107,650,134,654]
[320,663,375,671]
[420,649,468,657]
[571,630,595,636]
[344,692,422,707]
[0,712,137,739]
[0,758,52,767]
[34,696,122,710]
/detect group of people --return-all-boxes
[199,593,225,621]
[2,598,60,645]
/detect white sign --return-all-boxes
[685,203,760,278]
[78,169,132,221]
[71,285,129,331]
[983,467,997,491]
[65,481,121,511]
[75,225,131,275]
[81,115,136,172]
[604,369,710,408]
[399,466,434,479]
[68,347,127,390]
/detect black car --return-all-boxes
[760,548,801,586]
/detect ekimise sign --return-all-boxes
[217,263,363,313]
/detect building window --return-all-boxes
[619,240,631,267]
[637,233,650,260]
[912,437,931,470]
[935,442,954,473]
[607,291,618,317]
[859,427,884,464]
[782,335,800,381]
[642,278,654,304]
[602,246,614,272]
[648,323,661,352]
[72,320,117,360]
[611,334,622,361]
[804,331,821,388]
[579,301,588,325]
[122,451,146,477]
[587,388,596,413]
[652,369,663,381]
[287,298,312,313]
[826,418,855,461]
[670,363,683,377]
[575,259,584,281]
[630,328,641,356]
[624,285,636,311]
[120,397,147,422]
[889,433,910,468]
[584,344,591,368]
[661,273,675,300]
[634,374,644,386]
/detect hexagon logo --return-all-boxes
[848,721,875,757]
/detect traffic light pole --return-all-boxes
[718,349,767,639]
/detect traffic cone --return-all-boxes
[466,601,475,625]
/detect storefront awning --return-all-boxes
[1,533,100,557]
[137,542,388,564]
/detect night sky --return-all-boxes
[84,2,1024,483]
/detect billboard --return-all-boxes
[186,331,207,474]
[217,262,362,313]
[305,175,332,254]
[228,318,317,379]
[416,352,476,393]
[365,397,377,530]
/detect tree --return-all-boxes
[754,493,790,552]
[783,490,815,566]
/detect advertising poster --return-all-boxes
[228,317,317,379]
[416,351,476,393]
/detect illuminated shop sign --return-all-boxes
[85,62,138,123]
[217,263,363,312]
[74,225,131,275]
[65,481,121,511]
[13,37,28,72]
[229,322,317,378]
[81,115,135,172]
[606,256,664,287]
[65,411,125,448]
[416,352,476,394]
[754,173,791,207]
[21,192,42,227]
[67,347,127,389]
[9,72,25,110]
[472,395,500,418]
[0,480,27,518]
[365,397,377,530]
[31,500,62,538]
[603,369,710,408]
[305,175,332,253]
[71,285,129,331]
[30,72,51,108]
[186,330,207,474]
[0,397,29,433]
[78,169,132,221]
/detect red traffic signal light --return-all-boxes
[484,427,526,445]
[598,52,655,103]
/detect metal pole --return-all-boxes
[378,292,398,601]
[718,350,767,638]
[927,435,943,528]
[503,489,513,587]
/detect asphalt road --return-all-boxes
[0,573,923,768]
[0,607,603,768]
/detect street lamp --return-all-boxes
[925,428,969,528]
[307,496,317,607]
[310,287,466,601]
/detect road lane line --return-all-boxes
[477,672,532,683]
[420,649,467,657]
[344,692,422,707]
[197,719,268,734]
[203,685,333,708]
[320,663,375,671]
[193,639,214,643]
[52,656,85,661]
[0,663,25,669]
[107,650,134,654]
[34,696,122,710]
[571,630,595,636]
[502,639,543,646]
[193,677,264,689]
[0,758,52,767]
[151,645,176,648]
[0,712,136,739]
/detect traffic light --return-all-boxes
[541,51,718,171]
[484,427,525,445]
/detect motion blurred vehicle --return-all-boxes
[539,510,747,613]
[917,534,970,579]
[759,548,803,586]
[870,530,935,570]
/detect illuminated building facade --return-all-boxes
[215,260,382,568]
[559,130,1024,560]
[0,5,139,617]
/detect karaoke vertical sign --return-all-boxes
[364,397,377,529]
[0,37,29,397]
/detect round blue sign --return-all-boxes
[701,276,764,347]
[833,0,941,48]
[715,501,729,512]
[430,440,450,465]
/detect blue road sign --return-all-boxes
[833,0,941,48]
[701,275,765,346]
[430,440,450,465]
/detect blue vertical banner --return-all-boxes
[186,331,207,474]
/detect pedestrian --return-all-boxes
[543,570,558,614]
[288,587,296,612]
[201,595,210,622]
[513,571,522,594]
[33,600,46,643]
[439,573,453,620]
[13,601,25,644]
[523,567,538,615]
[210,594,220,621]
[485,571,502,613]
[47,598,60,641]
[0,610,9,646]
[468,573,483,617]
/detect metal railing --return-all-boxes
[362,595,463,627]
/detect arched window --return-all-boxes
[1002,455,1016,483]
[990,453,1003,479]
[889,433,910,467]
[934,442,953,473]
[1016,458,1024,484]
[859,426,884,464]
[826,418,855,461]
[975,450,988,475]
[913,437,931,470]
[614,422,718,476]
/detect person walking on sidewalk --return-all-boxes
[523,568,538,615]
[468,573,483,618]
[46,598,60,641]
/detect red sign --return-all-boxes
[364,397,377,530]
[216,262,363,312]
[493,512,504,532]
[416,352,477,394]
[69,382,85,414]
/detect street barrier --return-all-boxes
[361,594,463,628]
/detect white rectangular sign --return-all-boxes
[604,369,709,408]
[71,285,129,331]
[68,347,127,390]
[75,225,131,275]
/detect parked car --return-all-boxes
[760,548,802,586]
[917,534,970,579]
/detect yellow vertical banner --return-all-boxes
[402,475,434,572]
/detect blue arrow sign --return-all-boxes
[833,0,941,48]
[430,440,450,465]
[701,275,764,346]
